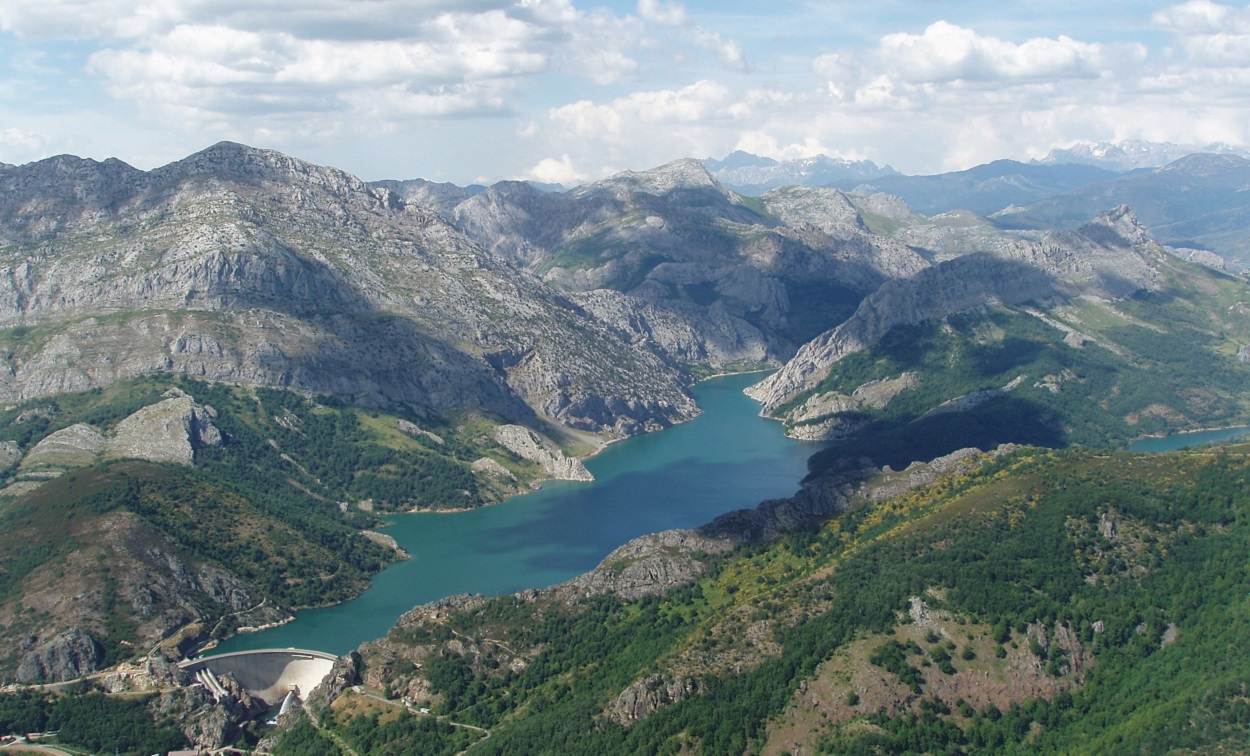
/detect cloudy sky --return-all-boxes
[1,0,1247,184]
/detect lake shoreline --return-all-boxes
[1129,424,1250,452]
[210,372,815,657]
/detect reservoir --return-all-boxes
[214,373,818,656]
[1129,426,1250,453]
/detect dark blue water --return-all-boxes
[214,373,818,655]
[1129,426,1250,453]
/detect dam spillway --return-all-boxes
[179,648,338,705]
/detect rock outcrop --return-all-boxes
[783,373,917,441]
[16,626,104,683]
[14,392,221,484]
[20,423,106,469]
[556,529,733,602]
[491,425,593,481]
[608,674,699,724]
[105,391,221,465]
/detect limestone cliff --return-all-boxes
[106,391,221,465]
[0,143,695,438]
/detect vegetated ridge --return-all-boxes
[258,444,1250,754]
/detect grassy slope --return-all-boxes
[292,445,1250,754]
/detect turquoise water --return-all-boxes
[1129,426,1250,453]
[214,373,818,656]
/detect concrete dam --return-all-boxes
[179,648,337,706]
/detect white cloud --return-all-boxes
[0,126,53,163]
[5,1,1250,183]
[1154,1,1250,66]
[691,28,746,70]
[523,153,585,184]
[732,131,837,162]
[14,0,648,134]
[542,80,740,176]
[637,0,688,27]
[879,21,1108,85]
[0,0,513,40]
[72,2,653,132]
[558,9,644,84]
[811,21,1141,124]
[1152,0,1250,35]
[549,80,733,139]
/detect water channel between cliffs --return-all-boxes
[213,372,820,656]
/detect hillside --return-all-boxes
[748,207,1250,474]
[0,373,584,685]
[829,160,1125,217]
[3,141,1250,752]
[257,445,1250,754]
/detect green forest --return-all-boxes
[281,445,1250,754]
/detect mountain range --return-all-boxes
[1,139,1249,752]
[704,144,1250,270]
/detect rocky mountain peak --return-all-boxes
[1077,205,1156,249]
[704,150,778,170]
[1155,152,1249,178]
[150,141,371,197]
[1039,140,1250,170]
[579,158,724,199]
[0,154,146,238]
[760,185,865,234]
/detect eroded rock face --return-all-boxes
[608,674,699,725]
[3,510,275,684]
[782,373,918,441]
[305,652,362,713]
[106,392,222,465]
[0,440,20,469]
[15,392,222,476]
[491,425,593,481]
[16,626,104,683]
[21,423,106,469]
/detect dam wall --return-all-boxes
[180,648,337,705]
